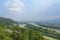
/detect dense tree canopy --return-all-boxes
[0,25,45,40]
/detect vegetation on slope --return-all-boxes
[25,24,60,40]
[0,25,46,40]
[0,17,16,25]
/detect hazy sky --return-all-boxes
[0,0,60,21]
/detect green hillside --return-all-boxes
[25,23,60,40]
[0,17,46,40]
[0,17,16,25]
[0,17,60,40]
[0,25,46,40]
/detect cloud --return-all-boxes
[4,0,24,12]
[1,0,60,21]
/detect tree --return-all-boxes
[22,28,29,40]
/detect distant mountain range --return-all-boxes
[40,18,60,23]
[0,17,60,25]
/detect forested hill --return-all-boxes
[0,17,46,40]
[0,17,16,25]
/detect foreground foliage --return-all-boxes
[0,25,46,40]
